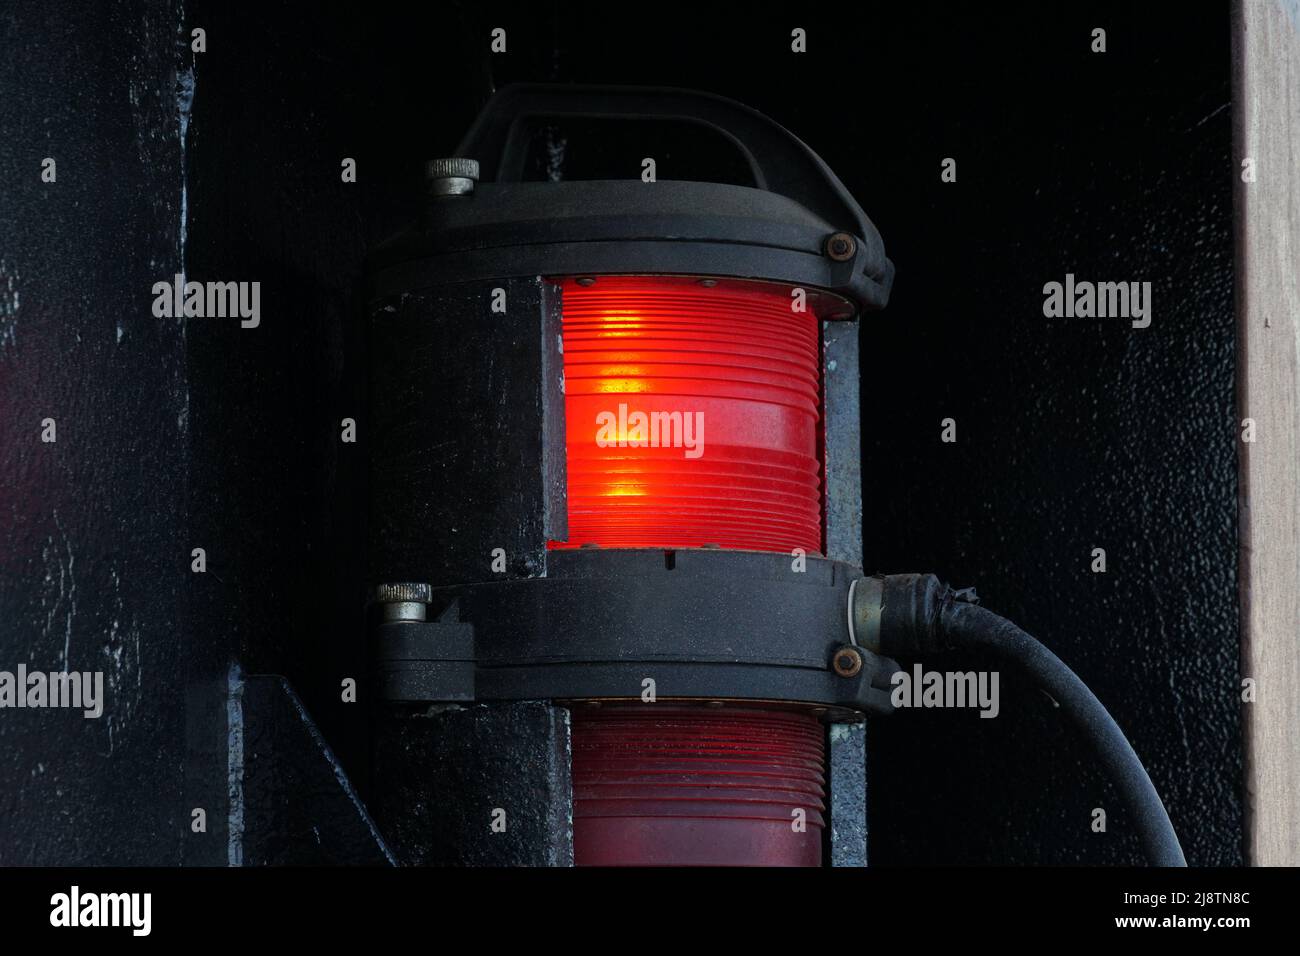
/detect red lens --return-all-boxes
[571,705,826,866]
[551,275,828,554]
[555,276,838,867]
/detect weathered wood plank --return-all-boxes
[1233,0,1300,866]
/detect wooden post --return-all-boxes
[1233,0,1300,866]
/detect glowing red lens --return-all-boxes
[552,275,827,553]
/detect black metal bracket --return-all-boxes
[372,548,897,717]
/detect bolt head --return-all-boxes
[825,232,857,262]
[832,646,864,677]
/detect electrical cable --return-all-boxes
[866,573,1187,867]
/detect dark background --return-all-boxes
[0,0,1240,864]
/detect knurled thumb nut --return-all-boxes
[425,157,480,196]
[372,582,432,624]
[832,645,864,678]
[372,582,433,604]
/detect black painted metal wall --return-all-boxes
[0,0,190,864]
[853,5,1242,866]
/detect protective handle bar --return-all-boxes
[453,83,874,239]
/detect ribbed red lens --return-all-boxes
[557,277,835,866]
[551,275,825,553]
[572,706,826,866]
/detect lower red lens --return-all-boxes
[571,705,826,866]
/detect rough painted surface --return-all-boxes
[853,8,1242,864]
[371,702,573,866]
[179,2,485,814]
[0,1,189,864]
[829,722,868,867]
[824,320,864,567]
[237,672,395,865]
[369,279,566,586]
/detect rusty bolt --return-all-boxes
[832,645,864,678]
[825,232,857,261]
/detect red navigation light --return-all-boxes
[552,275,833,554]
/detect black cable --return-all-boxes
[873,573,1187,867]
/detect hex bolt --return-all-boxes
[373,582,432,623]
[825,232,857,261]
[832,645,864,678]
